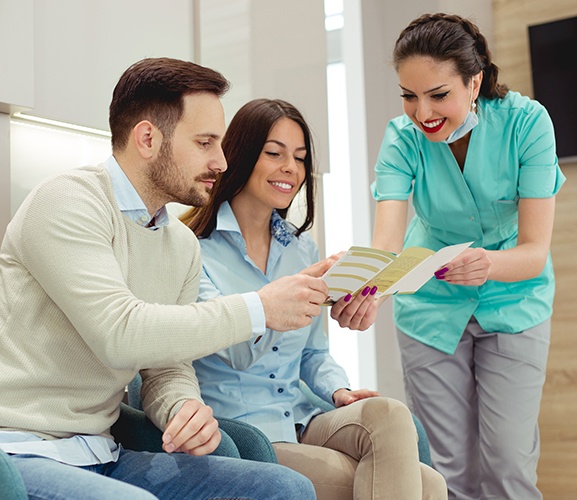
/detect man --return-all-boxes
[0,57,327,499]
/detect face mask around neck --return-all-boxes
[442,107,478,144]
[410,93,479,144]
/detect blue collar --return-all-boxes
[104,156,169,229]
[216,202,295,247]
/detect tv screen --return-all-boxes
[529,16,577,160]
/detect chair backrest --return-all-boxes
[127,373,144,410]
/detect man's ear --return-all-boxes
[133,120,163,160]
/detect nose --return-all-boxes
[209,147,228,173]
[281,156,297,174]
[415,99,432,123]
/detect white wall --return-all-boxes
[200,0,329,249]
[0,0,34,114]
[0,0,34,237]
[0,115,10,237]
[30,0,196,131]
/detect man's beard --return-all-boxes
[147,140,215,207]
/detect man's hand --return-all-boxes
[299,252,344,278]
[330,286,379,331]
[333,388,381,408]
[257,274,328,331]
[162,399,221,456]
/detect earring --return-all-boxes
[471,100,477,112]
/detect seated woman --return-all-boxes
[180,98,447,500]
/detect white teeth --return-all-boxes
[422,118,445,128]
[270,181,292,190]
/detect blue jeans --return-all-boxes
[11,448,316,499]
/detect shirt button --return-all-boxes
[469,216,475,221]
[284,411,290,417]
[269,374,276,379]
[277,388,284,393]
[272,346,279,351]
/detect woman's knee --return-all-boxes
[358,396,414,432]
[420,463,448,500]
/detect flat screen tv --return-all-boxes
[528,16,577,161]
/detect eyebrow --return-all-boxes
[195,133,221,140]
[399,84,449,95]
[265,139,307,151]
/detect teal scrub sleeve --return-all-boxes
[517,102,566,197]
[371,118,417,201]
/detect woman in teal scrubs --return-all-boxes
[371,13,565,500]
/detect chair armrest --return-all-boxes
[111,402,165,452]
[0,448,28,499]
[112,402,242,458]
[217,417,277,463]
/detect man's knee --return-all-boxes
[263,462,316,499]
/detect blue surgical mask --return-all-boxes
[410,91,479,144]
[442,109,478,144]
[410,107,479,144]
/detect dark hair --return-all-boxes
[109,57,229,151]
[181,98,316,239]
[393,13,508,99]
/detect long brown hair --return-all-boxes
[181,98,316,239]
[393,13,508,99]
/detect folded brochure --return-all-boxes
[322,241,473,304]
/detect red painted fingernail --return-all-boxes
[362,286,370,296]
[370,286,378,295]
[344,293,352,302]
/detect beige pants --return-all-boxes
[273,397,447,500]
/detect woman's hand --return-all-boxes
[434,247,492,285]
[330,286,379,331]
[332,388,381,408]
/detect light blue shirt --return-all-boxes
[0,157,264,464]
[371,91,566,354]
[194,202,350,443]
[105,156,170,229]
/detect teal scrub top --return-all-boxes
[371,91,566,354]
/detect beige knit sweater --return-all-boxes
[0,166,252,440]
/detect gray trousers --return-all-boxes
[398,317,550,500]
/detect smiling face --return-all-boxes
[234,117,307,213]
[398,56,482,142]
[147,92,227,207]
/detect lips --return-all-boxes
[198,174,218,190]
[420,118,446,134]
[269,181,293,192]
